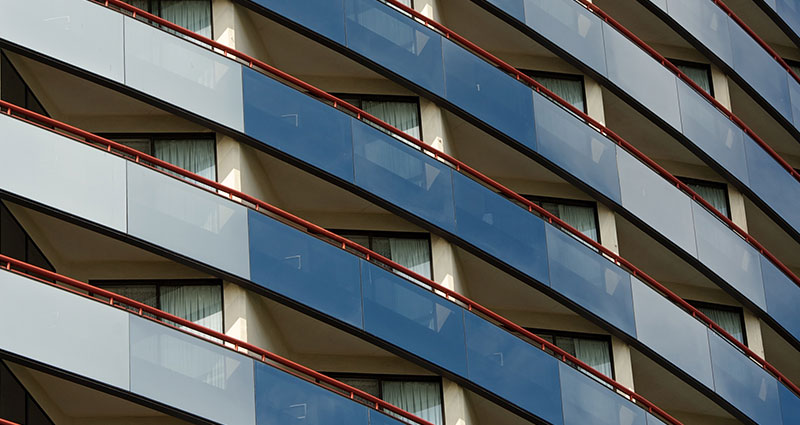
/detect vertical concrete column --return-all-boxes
[442,378,480,425]
[223,282,291,356]
[212,0,236,47]
[413,0,441,21]
[611,337,635,390]
[431,235,469,297]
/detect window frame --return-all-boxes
[330,93,423,140]
[527,327,616,379]
[522,195,601,243]
[676,176,731,219]
[98,132,218,181]
[687,299,748,345]
[669,58,715,97]
[329,229,433,278]
[519,69,587,113]
[127,0,215,38]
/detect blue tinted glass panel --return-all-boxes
[248,210,363,328]
[789,75,800,128]
[249,0,346,45]
[630,278,714,388]
[646,413,667,425]
[361,261,468,376]
[487,0,525,20]
[545,225,636,337]
[559,363,647,425]
[761,256,800,344]
[464,312,563,425]
[242,67,355,182]
[533,93,621,202]
[254,362,369,425]
[779,382,800,425]
[602,23,682,131]
[729,23,792,121]
[452,172,549,284]
[664,0,733,62]
[442,39,536,149]
[708,330,782,425]
[522,0,608,75]
[692,202,766,309]
[776,0,800,39]
[743,132,800,233]
[352,120,456,232]
[369,411,407,425]
[344,0,444,96]
[676,81,749,184]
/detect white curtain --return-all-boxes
[537,76,585,112]
[160,285,223,333]
[154,138,216,181]
[686,181,729,218]
[676,63,712,95]
[160,0,212,38]
[383,381,443,425]
[543,334,613,382]
[541,201,598,242]
[362,100,421,139]
[698,305,745,343]
[371,236,431,279]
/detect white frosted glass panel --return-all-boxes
[129,317,256,425]
[126,162,250,278]
[0,0,125,82]
[0,271,130,389]
[0,114,127,232]
[123,18,244,131]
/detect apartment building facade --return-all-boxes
[0,0,799,424]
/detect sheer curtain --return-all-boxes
[362,100,421,139]
[537,76,585,112]
[160,0,212,38]
[371,236,431,279]
[542,334,613,381]
[686,181,729,218]
[154,138,217,181]
[540,201,598,242]
[676,63,712,95]
[160,285,223,332]
[383,381,443,425]
[698,305,745,343]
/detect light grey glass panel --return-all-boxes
[559,362,647,425]
[0,114,127,232]
[126,162,250,279]
[789,75,800,129]
[692,202,766,309]
[617,148,697,256]
[663,0,733,63]
[0,271,130,390]
[123,18,244,131]
[130,316,256,425]
[630,278,714,388]
[602,23,682,131]
[0,0,124,82]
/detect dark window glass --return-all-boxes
[523,196,599,242]
[0,363,26,423]
[330,374,442,425]
[102,134,217,181]
[335,230,432,279]
[123,0,212,37]
[671,59,714,96]
[26,395,54,425]
[335,94,421,139]
[689,300,746,344]
[678,177,730,219]
[0,202,55,272]
[521,70,586,112]
[1,52,48,116]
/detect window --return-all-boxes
[101,133,217,181]
[124,0,212,38]
[0,201,54,272]
[0,362,55,425]
[532,329,613,381]
[785,59,800,77]
[328,374,443,425]
[678,177,730,219]
[523,196,600,242]
[688,300,746,344]
[1,51,48,116]
[335,230,432,279]
[521,70,586,112]
[335,94,422,139]
[91,279,223,332]
[670,59,714,97]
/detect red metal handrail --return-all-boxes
[0,419,19,425]
[0,254,433,425]
[61,0,800,404]
[0,100,683,424]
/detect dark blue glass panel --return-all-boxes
[463,312,564,425]
[361,261,468,376]
[761,256,800,344]
[743,131,800,235]
[664,0,733,63]
[344,0,445,97]
[729,23,792,122]
[242,67,355,182]
[776,0,800,40]
[630,278,714,389]
[790,75,800,128]
[254,362,370,425]
[533,93,621,202]
[779,381,800,425]
[451,172,549,285]
[352,119,456,233]
[249,0,346,45]
[676,80,749,185]
[602,22,682,131]
[692,202,767,310]
[442,39,537,149]
[487,0,525,21]
[522,0,608,75]
[368,410,407,425]
[545,225,636,337]
[707,330,782,425]
[559,362,647,425]
[247,209,363,328]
